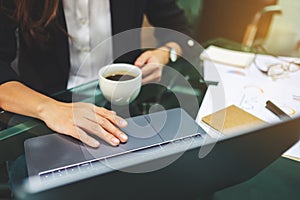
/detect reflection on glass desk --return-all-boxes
[0,59,207,198]
[0,59,206,160]
[203,38,300,200]
[1,40,300,199]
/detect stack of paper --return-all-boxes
[200,45,255,68]
[283,141,300,162]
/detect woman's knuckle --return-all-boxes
[99,118,107,126]
[89,124,98,132]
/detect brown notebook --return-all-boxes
[202,105,266,135]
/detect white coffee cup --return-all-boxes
[98,63,142,105]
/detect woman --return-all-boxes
[0,0,191,147]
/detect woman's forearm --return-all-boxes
[0,81,128,148]
[0,81,57,121]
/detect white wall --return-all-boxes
[264,0,300,56]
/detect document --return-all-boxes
[200,45,255,68]
[197,52,300,162]
[283,141,300,162]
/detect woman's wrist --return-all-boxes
[157,42,182,64]
[36,97,61,121]
[154,47,170,65]
[163,42,182,57]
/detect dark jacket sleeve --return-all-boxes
[145,0,192,36]
[145,0,197,58]
[0,1,19,84]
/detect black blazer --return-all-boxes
[0,0,192,95]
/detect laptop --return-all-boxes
[24,108,204,181]
[19,108,300,199]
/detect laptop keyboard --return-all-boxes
[38,132,203,181]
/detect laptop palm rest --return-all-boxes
[24,108,200,176]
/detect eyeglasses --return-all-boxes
[253,45,300,79]
[254,55,300,78]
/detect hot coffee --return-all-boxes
[105,74,136,81]
[98,63,142,105]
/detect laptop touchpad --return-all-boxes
[145,108,199,141]
[80,114,163,159]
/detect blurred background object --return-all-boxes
[141,0,300,57]
[264,0,300,56]
[242,5,282,48]
[195,0,277,44]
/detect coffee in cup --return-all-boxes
[98,64,142,105]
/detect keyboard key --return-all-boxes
[66,166,79,174]
[183,137,192,141]
[40,172,53,181]
[53,169,67,178]
[91,160,104,170]
[79,163,92,172]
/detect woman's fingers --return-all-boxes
[140,62,157,77]
[86,112,128,143]
[76,117,121,146]
[134,50,165,83]
[95,107,128,127]
[140,63,163,84]
[44,102,129,148]
[77,106,128,144]
[134,51,151,67]
[97,117,128,143]
[67,127,100,148]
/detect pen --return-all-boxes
[265,100,291,120]
[205,80,219,86]
[200,80,219,86]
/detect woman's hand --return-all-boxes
[135,42,182,84]
[134,48,169,84]
[40,101,128,148]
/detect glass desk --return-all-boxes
[202,38,300,200]
[1,46,300,199]
[0,59,207,198]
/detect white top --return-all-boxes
[63,0,113,89]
